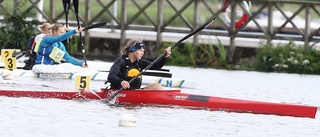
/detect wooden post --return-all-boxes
[193,0,200,47]
[37,0,43,21]
[120,0,127,55]
[267,1,273,45]
[228,0,236,63]
[304,3,311,53]
[156,0,163,49]
[111,0,117,32]
[49,0,55,23]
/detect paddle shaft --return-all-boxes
[83,22,107,31]
[0,66,172,79]
[73,0,87,66]
[15,51,28,59]
[12,50,29,59]
[105,16,217,103]
[62,0,71,44]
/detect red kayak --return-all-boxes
[0,89,317,118]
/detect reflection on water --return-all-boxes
[0,65,320,137]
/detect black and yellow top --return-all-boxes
[107,55,167,89]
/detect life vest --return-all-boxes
[34,35,50,53]
[33,39,42,53]
[35,42,65,64]
[124,57,142,89]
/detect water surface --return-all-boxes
[0,65,319,137]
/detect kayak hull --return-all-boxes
[0,89,317,118]
[102,89,317,118]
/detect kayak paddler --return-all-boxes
[107,39,171,90]
[34,23,87,68]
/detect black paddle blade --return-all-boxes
[63,0,71,44]
[73,0,79,14]
[62,0,71,13]
[12,50,29,59]
[73,0,81,28]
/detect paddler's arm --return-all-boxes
[149,57,167,70]
[56,42,83,67]
[108,58,127,87]
[44,30,77,44]
[63,53,84,67]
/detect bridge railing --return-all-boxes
[1,0,320,62]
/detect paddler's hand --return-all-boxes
[64,24,69,31]
[75,26,83,33]
[82,62,88,68]
[164,47,172,58]
[121,80,130,89]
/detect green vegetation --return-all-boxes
[0,2,40,50]
[68,36,80,54]
[253,42,320,75]
[159,37,320,75]
[158,38,229,69]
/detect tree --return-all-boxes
[0,9,39,50]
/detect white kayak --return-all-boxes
[0,64,197,89]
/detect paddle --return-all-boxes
[11,50,29,59]
[98,70,172,78]
[73,0,87,66]
[62,0,71,44]
[104,16,217,103]
[0,67,172,79]
[7,21,106,61]
[83,22,107,31]
[14,50,29,59]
